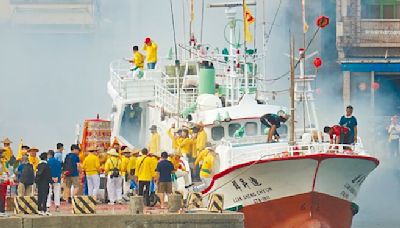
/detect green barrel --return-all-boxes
[198,61,216,95]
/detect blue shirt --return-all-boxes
[54,151,63,164]
[48,157,62,183]
[260,113,281,128]
[65,153,80,177]
[17,163,25,182]
[339,115,357,139]
[156,159,174,182]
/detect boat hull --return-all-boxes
[241,192,353,228]
[203,154,379,228]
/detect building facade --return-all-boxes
[336,0,400,116]
[5,0,98,33]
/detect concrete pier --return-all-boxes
[0,212,244,228]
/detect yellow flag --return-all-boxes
[16,139,23,161]
[243,0,255,42]
[302,0,309,33]
[190,0,195,22]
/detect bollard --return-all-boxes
[207,193,224,213]
[14,196,38,214]
[72,196,97,214]
[168,194,183,213]
[129,196,144,214]
[186,192,202,210]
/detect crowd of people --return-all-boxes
[0,121,215,215]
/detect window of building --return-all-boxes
[228,123,241,137]
[211,126,225,141]
[245,122,258,136]
[362,1,400,19]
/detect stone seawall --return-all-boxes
[1,212,244,228]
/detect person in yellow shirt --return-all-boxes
[0,148,8,176]
[121,148,132,200]
[148,153,159,200]
[135,148,156,206]
[98,148,108,173]
[127,150,139,192]
[16,145,30,162]
[127,150,139,178]
[177,129,193,158]
[148,125,160,156]
[194,147,209,168]
[27,147,39,171]
[111,141,121,156]
[104,149,122,205]
[143,37,158,69]
[167,123,179,152]
[82,147,100,198]
[129,46,144,70]
[195,123,208,154]
[169,153,192,190]
[1,138,13,162]
[0,148,9,216]
[194,146,215,192]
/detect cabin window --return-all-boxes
[277,124,288,136]
[245,122,258,136]
[211,126,225,141]
[228,123,242,137]
[362,1,400,19]
[261,123,288,137]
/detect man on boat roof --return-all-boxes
[142,37,158,69]
[260,113,289,143]
[339,105,358,144]
[129,45,144,70]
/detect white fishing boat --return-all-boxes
[106,2,378,227]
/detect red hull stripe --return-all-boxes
[202,153,379,194]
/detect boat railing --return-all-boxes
[109,59,156,100]
[110,59,132,80]
[154,81,194,115]
[221,140,367,167]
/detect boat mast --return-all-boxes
[301,0,307,133]
[200,0,205,44]
[289,34,296,146]
[209,1,255,106]
[262,0,267,78]
[169,0,182,128]
[242,0,249,94]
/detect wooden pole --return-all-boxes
[243,0,249,94]
[289,34,296,146]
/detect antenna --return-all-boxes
[208,2,256,8]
